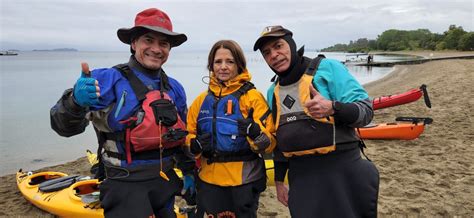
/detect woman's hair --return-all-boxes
[207,40,247,74]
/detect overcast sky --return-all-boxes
[1,0,472,52]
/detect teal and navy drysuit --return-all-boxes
[268,55,379,218]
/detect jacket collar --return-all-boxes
[208,69,251,96]
[128,55,161,77]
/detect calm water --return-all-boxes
[0,51,395,175]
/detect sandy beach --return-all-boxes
[1,51,473,217]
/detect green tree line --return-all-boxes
[321,25,474,52]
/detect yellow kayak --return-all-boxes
[16,169,185,217]
[16,169,103,217]
[87,150,288,186]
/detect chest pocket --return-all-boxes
[114,64,187,164]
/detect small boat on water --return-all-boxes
[357,117,433,140]
[0,51,18,56]
[373,84,431,110]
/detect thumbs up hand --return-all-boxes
[237,108,262,140]
[304,85,334,119]
[73,62,100,107]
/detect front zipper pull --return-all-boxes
[225,99,233,115]
[114,91,127,118]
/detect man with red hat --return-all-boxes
[253,25,379,217]
[51,8,195,217]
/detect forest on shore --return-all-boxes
[322,25,474,53]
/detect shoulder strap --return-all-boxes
[304,56,325,76]
[113,64,171,101]
[260,109,271,124]
[230,81,270,124]
[230,81,255,99]
[305,56,325,97]
[114,64,149,101]
[271,93,277,124]
[158,69,171,92]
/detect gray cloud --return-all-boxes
[1,0,472,51]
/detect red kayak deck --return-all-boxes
[372,84,431,110]
[357,122,425,140]
[372,88,423,110]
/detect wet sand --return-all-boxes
[1,51,473,217]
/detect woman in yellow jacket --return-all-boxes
[186,40,275,217]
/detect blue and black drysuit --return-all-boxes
[50,56,194,217]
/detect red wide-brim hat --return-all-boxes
[117,8,187,47]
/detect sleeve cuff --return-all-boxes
[63,89,88,115]
[334,102,358,125]
[274,161,289,182]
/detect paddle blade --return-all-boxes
[420,84,432,108]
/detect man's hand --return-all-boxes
[73,62,100,107]
[275,181,289,207]
[237,108,261,140]
[181,174,196,196]
[181,174,196,205]
[304,85,334,119]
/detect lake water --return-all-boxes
[0,51,395,175]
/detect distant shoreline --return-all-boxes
[370,50,474,59]
[32,48,78,52]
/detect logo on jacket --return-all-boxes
[200,109,210,114]
[283,95,295,109]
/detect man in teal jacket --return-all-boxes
[253,25,379,217]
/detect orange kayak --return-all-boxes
[357,117,432,140]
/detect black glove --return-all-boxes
[237,108,261,140]
[190,133,212,155]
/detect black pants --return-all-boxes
[288,148,379,218]
[196,177,266,218]
[99,169,181,218]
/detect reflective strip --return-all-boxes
[282,145,336,157]
[198,117,237,123]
